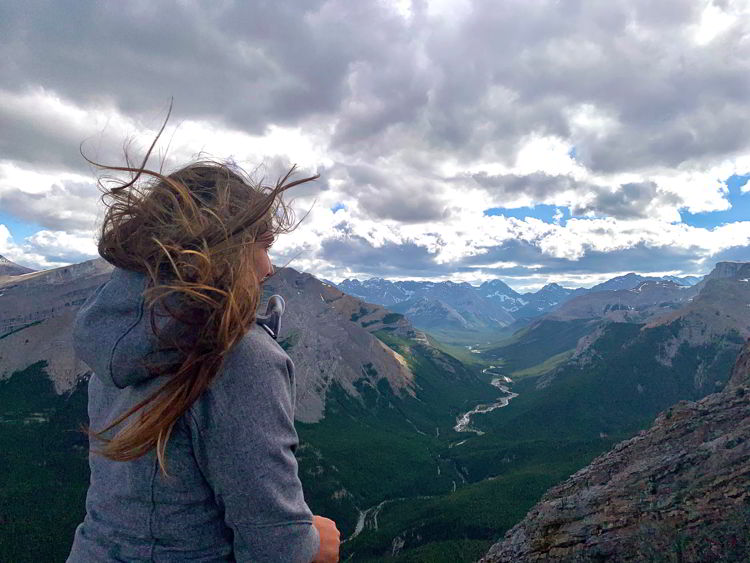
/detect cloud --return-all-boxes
[1,0,750,281]
[572,181,683,221]
[21,230,99,268]
[0,225,22,261]
[0,180,100,232]
[0,225,98,270]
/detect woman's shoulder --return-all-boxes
[188,324,294,427]
[224,323,292,382]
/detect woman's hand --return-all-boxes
[312,515,340,563]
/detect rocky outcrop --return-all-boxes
[480,341,750,562]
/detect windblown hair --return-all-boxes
[81,122,318,477]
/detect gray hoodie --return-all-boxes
[66,267,320,562]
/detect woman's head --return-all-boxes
[82,125,318,476]
[99,161,299,320]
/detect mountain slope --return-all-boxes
[0,254,34,277]
[480,340,750,562]
[389,296,472,331]
[0,258,114,387]
[548,279,696,323]
[261,268,418,423]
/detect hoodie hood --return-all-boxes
[74,267,172,388]
[74,266,283,389]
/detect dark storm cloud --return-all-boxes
[472,174,683,219]
[707,244,750,265]
[334,162,449,223]
[461,237,706,276]
[319,235,439,277]
[540,243,708,276]
[0,0,400,133]
[418,0,750,172]
[573,182,683,219]
[449,239,714,291]
[360,190,447,223]
[0,104,90,172]
[472,172,590,199]
[3,0,748,176]
[311,232,713,287]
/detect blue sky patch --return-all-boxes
[484,204,570,224]
[331,203,346,213]
[681,174,750,229]
[0,212,43,242]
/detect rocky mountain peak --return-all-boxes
[480,278,517,292]
[589,272,658,292]
[535,282,570,295]
[705,261,750,282]
[0,254,35,276]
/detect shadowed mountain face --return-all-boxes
[0,254,34,277]
[260,268,420,422]
[480,340,750,563]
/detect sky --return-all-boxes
[1,0,749,292]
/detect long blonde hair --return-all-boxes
[81,121,318,476]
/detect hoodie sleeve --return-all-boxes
[187,327,320,563]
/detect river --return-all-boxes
[452,366,518,436]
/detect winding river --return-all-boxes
[452,366,518,436]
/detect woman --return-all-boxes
[66,131,340,562]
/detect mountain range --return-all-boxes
[0,255,747,562]
[337,273,702,338]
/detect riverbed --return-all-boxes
[453,366,518,436]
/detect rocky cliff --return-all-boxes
[480,340,750,562]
